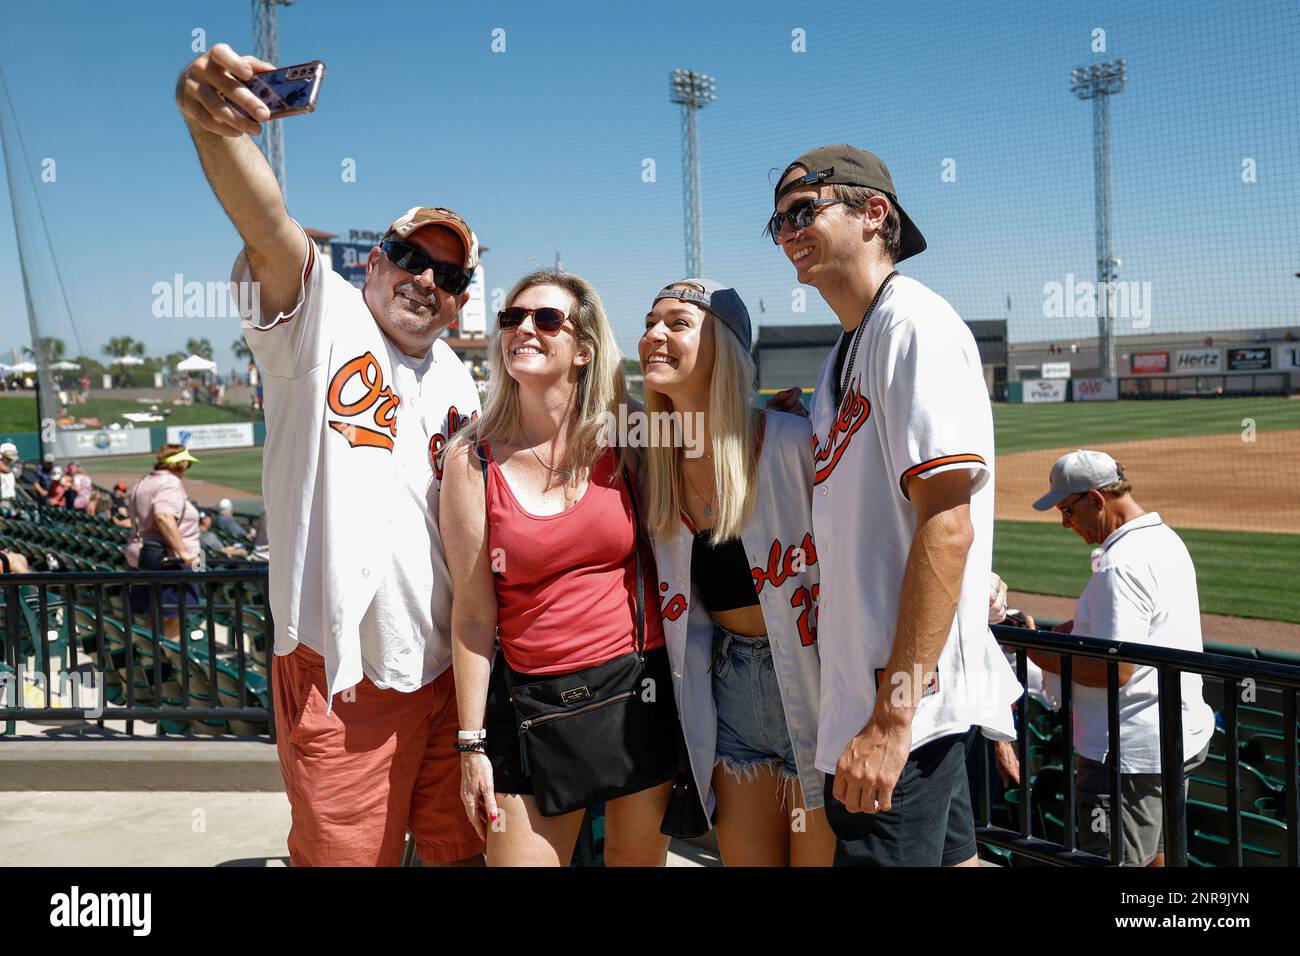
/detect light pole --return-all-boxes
[1071,58,1126,379]
[671,69,715,277]
[253,0,297,197]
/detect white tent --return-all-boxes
[9,361,37,374]
[50,360,81,371]
[111,356,146,366]
[176,354,218,373]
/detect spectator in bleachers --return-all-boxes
[86,491,113,520]
[46,467,69,507]
[111,504,132,529]
[0,443,18,513]
[110,481,129,512]
[1027,450,1215,866]
[124,443,204,640]
[199,511,247,558]
[33,453,56,500]
[249,509,268,562]
[72,473,93,511]
[213,498,245,537]
[0,550,30,574]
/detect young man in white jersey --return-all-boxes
[177,43,484,866]
[769,145,1021,866]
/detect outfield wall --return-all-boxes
[0,422,266,461]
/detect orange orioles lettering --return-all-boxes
[751,533,820,647]
[812,377,870,485]
[429,406,479,480]
[659,581,687,622]
[327,352,400,451]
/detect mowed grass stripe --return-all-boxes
[85,447,265,495]
[993,520,1300,623]
[993,397,1300,454]
[0,396,257,434]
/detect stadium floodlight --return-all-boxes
[1071,58,1127,380]
[671,68,716,276]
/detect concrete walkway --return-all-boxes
[0,790,716,867]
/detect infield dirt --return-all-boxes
[996,429,1300,534]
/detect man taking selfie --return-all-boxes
[176,43,484,866]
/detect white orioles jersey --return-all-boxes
[237,221,480,705]
[651,411,823,816]
[808,275,1021,775]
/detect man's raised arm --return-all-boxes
[175,42,304,322]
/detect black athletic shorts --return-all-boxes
[823,729,978,867]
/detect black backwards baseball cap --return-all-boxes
[653,278,752,351]
[774,145,927,262]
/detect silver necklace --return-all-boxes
[682,462,715,516]
[520,427,572,482]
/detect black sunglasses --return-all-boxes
[766,198,843,244]
[1059,492,1090,519]
[497,306,570,333]
[380,240,472,295]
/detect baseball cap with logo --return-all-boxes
[383,207,480,273]
[774,144,927,262]
[1032,450,1124,511]
[653,278,752,351]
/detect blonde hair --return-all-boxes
[643,288,758,543]
[455,270,629,479]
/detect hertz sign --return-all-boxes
[1174,349,1220,371]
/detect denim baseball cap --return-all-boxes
[1032,450,1123,511]
[653,278,752,351]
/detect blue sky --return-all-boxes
[1,0,1297,371]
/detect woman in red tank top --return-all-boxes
[441,270,678,867]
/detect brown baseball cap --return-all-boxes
[382,207,481,272]
[775,145,927,262]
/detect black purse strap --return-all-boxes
[623,462,646,661]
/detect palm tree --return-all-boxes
[103,336,145,358]
[23,337,66,365]
[185,338,214,360]
[232,337,253,363]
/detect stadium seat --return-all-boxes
[1186,800,1288,867]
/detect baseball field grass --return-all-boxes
[993,396,1299,454]
[90,447,266,495]
[0,395,256,433]
[993,519,1300,623]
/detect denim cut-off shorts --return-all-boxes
[712,624,799,785]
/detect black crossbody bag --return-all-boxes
[477,445,679,817]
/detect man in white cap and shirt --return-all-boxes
[213,498,246,538]
[1029,449,1214,866]
[0,443,19,513]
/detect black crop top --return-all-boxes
[691,531,759,613]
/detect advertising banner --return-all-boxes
[1278,346,1300,371]
[54,427,152,458]
[1173,349,1221,372]
[1041,361,1072,379]
[331,241,373,289]
[1130,351,1169,374]
[166,423,255,451]
[458,265,487,336]
[1022,379,1067,403]
[1226,347,1272,371]
[1073,378,1119,401]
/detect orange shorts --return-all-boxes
[273,644,485,866]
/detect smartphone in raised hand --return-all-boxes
[229,61,326,120]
